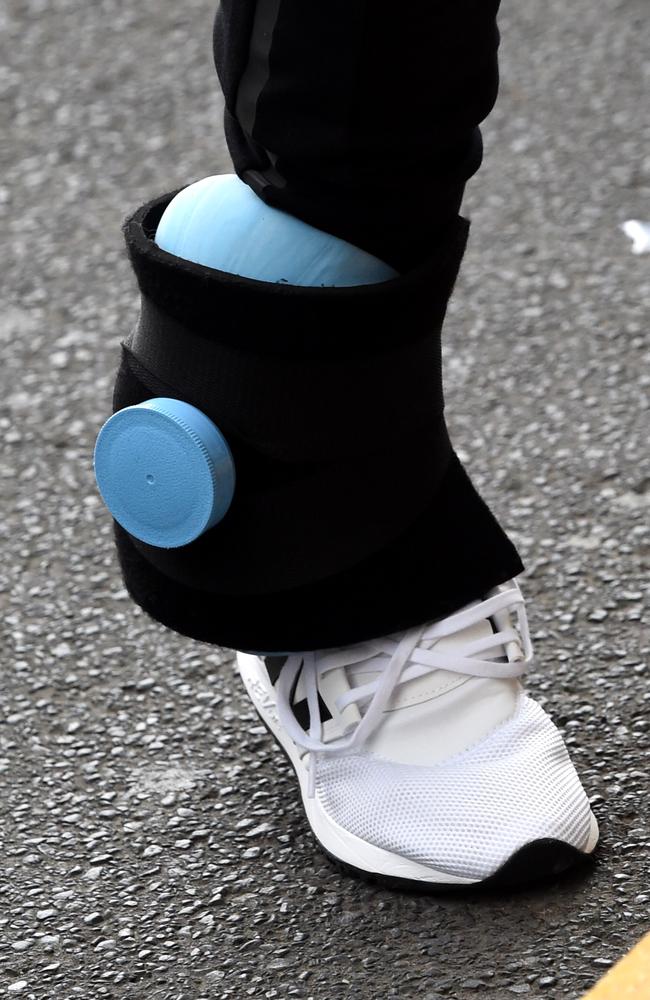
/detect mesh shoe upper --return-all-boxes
[314,693,593,880]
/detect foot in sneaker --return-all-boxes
[236,580,599,889]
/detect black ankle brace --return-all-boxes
[106,190,523,651]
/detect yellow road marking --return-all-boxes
[582,932,650,998]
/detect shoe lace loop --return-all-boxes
[275,583,533,797]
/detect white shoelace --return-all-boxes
[275,583,533,797]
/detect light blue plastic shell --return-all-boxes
[154,173,398,287]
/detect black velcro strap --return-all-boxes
[127,295,444,463]
[113,339,454,593]
[130,418,453,594]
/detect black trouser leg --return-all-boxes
[213,0,501,270]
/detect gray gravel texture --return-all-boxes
[1,0,649,997]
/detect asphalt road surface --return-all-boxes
[1,0,649,997]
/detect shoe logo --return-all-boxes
[249,677,279,724]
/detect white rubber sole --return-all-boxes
[236,653,599,887]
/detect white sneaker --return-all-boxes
[236,580,599,889]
